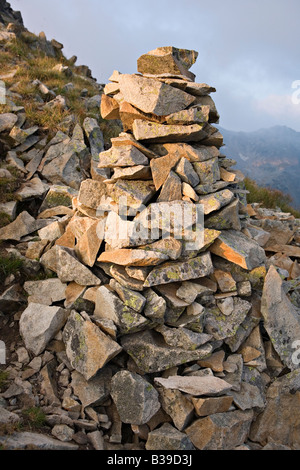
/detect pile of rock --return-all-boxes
[1,45,300,451]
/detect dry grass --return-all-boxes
[244,177,300,218]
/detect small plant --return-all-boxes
[0,255,24,284]
[0,370,9,392]
[21,407,46,430]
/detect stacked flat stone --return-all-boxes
[94,46,266,376]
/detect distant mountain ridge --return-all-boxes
[219,125,300,210]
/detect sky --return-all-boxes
[9,0,300,132]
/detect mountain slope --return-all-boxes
[219,125,300,210]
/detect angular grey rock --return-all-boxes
[0,113,18,132]
[155,324,212,350]
[157,388,194,431]
[144,252,213,287]
[111,371,160,425]
[0,211,39,241]
[0,284,26,313]
[15,176,49,201]
[119,74,195,116]
[249,370,300,449]
[205,298,252,341]
[0,432,78,450]
[98,145,148,168]
[19,303,69,355]
[40,245,101,286]
[146,423,195,450]
[137,46,198,81]
[143,288,166,322]
[95,285,150,334]
[157,170,182,202]
[121,329,213,373]
[261,265,300,370]
[210,229,266,270]
[51,424,74,442]
[175,157,200,187]
[133,119,207,144]
[71,369,112,408]
[83,117,104,158]
[154,375,232,396]
[23,278,67,305]
[78,179,106,210]
[198,189,234,215]
[185,409,253,450]
[0,407,21,425]
[63,311,122,380]
[109,279,146,313]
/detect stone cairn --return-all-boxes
[2,46,300,450]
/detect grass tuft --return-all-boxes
[244,177,300,218]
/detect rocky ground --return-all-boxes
[0,1,300,452]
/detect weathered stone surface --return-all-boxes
[0,406,21,425]
[0,432,79,450]
[157,170,182,202]
[107,179,156,216]
[19,304,69,355]
[175,157,200,187]
[150,142,220,162]
[166,106,209,126]
[95,285,149,334]
[205,298,252,341]
[63,311,122,380]
[71,369,112,408]
[0,211,39,241]
[214,269,237,293]
[83,117,104,158]
[227,381,266,411]
[52,424,74,442]
[210,230,266,270]
[205,199,241,231]
[150,153,181,190]
[198,350,225,372]
[111,165,151,181]
[156,324,212,350]
[39,184,77,212]
[78,179,106,209]
[98,248,168,266]
[185,409,253,450]
[198,189,234,215]
[140,238,182,261]
[99,145,148,168]
[15,176,49,201]
[0,112,18,132]
[137,47,198,80]
[157,388,194,431]
[109,279,146,313]
[146,422,195,450]
[75,220,104,267]
[192,396,233,417]
[100,94,120,120]
[111,371,160,425]
[40,245,101,285]
[193,158,220,185]
[133,119,207,144]
[0,284,26,313]
[261,265,300,370]
[249,370,300,449]
[119,74,195,116]
[23,278,67,305]
[143,288,166,322]
[154,375,231,396]
[144,252,213,287]
[121,329,213,373]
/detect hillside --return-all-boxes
[220,125,300,210]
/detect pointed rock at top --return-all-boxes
[137,47,198,81]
